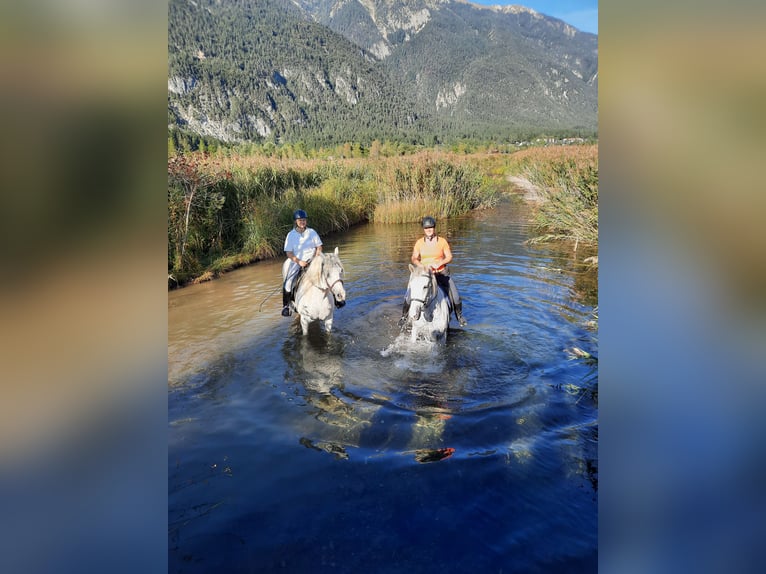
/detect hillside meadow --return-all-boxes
[168,145,598,287]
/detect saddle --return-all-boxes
[288,267,306,303]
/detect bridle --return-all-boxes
[315,258,344,295]
[410,270,436,310]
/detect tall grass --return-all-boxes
[372,154,499,223]
[507,145,598,244]
[168,151,497,287]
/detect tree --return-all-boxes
[168,155,224,274]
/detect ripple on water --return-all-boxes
[169,204,598,572]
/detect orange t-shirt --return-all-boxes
[414,236,449,271]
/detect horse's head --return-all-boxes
[407,264,435,320]
[322,247,346,307]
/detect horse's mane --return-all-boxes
[302,252,324,286]
[298,251,343,295]
[324,251,343,273]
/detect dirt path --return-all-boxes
[507,175,544,202]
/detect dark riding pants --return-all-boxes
[282,266,305,307]
[435,271,460,309]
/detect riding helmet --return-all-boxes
[293,209,308,220]
[421,216,436,228]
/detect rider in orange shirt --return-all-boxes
[399,216,467,328]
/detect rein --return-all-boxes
[410,272,437,309]
[313,259,344,295]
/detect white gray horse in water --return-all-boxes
[405,264,450,343]
[292,247,346,336]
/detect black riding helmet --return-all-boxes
[422,216,436,228]
[293,209,308,220]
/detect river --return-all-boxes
[168,197,598,573]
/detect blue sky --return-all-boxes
[468,1,598,35]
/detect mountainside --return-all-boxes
[168,0,597,146]
[168,0,426,145]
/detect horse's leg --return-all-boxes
[324,317,333,332]
[300,314,310,336]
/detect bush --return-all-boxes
[508,145,598,244]
[168,151,502,286]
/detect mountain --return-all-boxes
[168,0,597,146]
[168,0,425,145]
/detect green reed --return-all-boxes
[507,145,598,245]
[372,155,499,223]
[168,152,499,287]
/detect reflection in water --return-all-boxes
[282,334,377,459]
[168,198,598,573]
[299,436,350,460]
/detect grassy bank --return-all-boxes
[168,151,502,287]
[505,145,598,245]
[168,145,597,288]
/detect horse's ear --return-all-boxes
[334,246,339,256]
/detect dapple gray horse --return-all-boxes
[405,264,450,343]
[292,247,346,336]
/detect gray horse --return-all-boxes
[292,247,346,336]
[405,264,450,343]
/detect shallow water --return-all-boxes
[168,199,598,573]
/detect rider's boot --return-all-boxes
[281,289,292,317]
[454,302,467,327]
[398,301,410,330]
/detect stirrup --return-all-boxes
[281,306,291,317]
